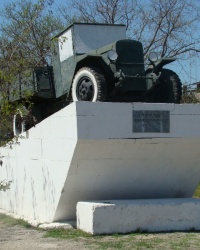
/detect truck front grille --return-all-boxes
[116,40,145,76]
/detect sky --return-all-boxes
[0,0,14,8]
[0,0,199,86]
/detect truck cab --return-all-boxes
[52,23,182,103]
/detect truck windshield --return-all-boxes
[73,24,126,54]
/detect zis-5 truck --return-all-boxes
[9,23,182,135]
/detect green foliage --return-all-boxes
[0,213,32,228]
[0,100,15,145]
[0,0,64,146]
[0,89,32,146]
[0,0,64,68]
[0,180,12,192]
[193,182,200,198]
[181,92,200,104]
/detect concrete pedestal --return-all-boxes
[77,198,200,235]
[1,102,200,224]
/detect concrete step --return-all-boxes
[77,198,200,234]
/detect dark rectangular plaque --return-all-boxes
[133,110,170,133]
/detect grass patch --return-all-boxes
[93,240,126,249]
[0,213,32,228]
[44,229,148,240]
[43,229,200,250]
[44,229,167,249]
[86,235,165,250]
[44,228,93,239]
[193,182,200,198]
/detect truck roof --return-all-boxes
[54,22,127,58]
[54,22,126,39]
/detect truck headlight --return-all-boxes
[107,50,118,61]
[148,52,158,63]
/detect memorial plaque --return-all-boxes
[133,110,170,133]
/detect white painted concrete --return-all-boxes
[38,221,75,229]
[1,102,200,224]
[0,103,78,223]
[77,198,200,234]
[75,102,200,139]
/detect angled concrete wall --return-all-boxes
[1,102,200,223]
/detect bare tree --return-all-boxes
[132,0,200,59]
[58,0,200,60]
[57,0,139,30]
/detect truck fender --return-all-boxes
[146,58,176,75]
[74,54,111,79]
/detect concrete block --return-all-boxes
[77,198,200,235]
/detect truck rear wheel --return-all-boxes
[13,107,28,136]
[13,105,42,136]
[72,67,107,102]
[158,69,182,103]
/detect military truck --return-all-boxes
[10,22,182,135]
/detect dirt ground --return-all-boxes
[0,222,86,250]
[2,220,200,250]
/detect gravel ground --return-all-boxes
[0,222,86,250]
[2,218,200,250]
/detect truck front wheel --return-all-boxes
[158,69,182,103]
[72,67,107,102]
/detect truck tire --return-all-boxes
[72,67,107,101]
[13,107,27,136]
[13,105,42,136]
[159,69,182,103]
[26,105,42,130]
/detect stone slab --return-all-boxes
[77,198,200,235]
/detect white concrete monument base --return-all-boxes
[77,198,200,235]
[1,102,200,227]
